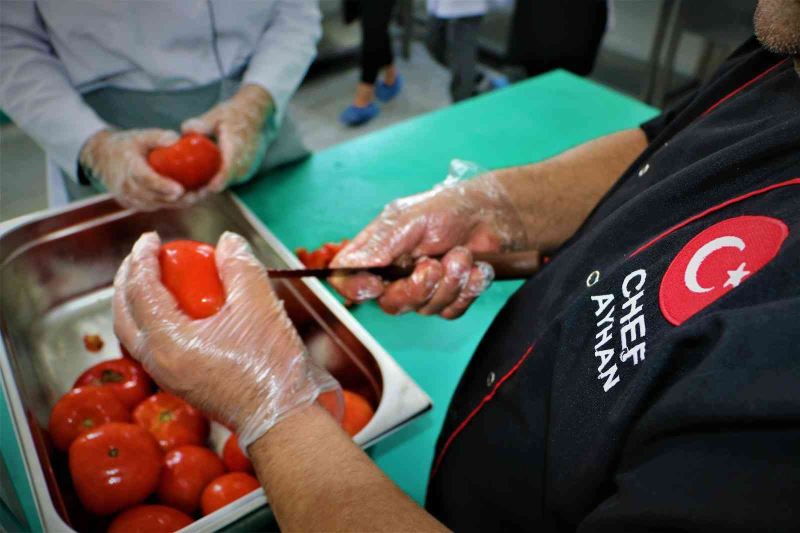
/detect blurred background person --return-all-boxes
[340,0,404,126]
[426,0,510,102]
[0,1,321,210]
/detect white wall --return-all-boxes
[603,1,706,76]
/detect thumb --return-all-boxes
[215,232,274,303]
[182,108,219,136]
[136,129,180,149]
[331,216,427,268]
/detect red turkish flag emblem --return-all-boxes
[659,215,788,325]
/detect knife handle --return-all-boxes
[368,250,542,281]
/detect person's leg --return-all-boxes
[447,15,483,102]
[425,15,448,67]
[357,0,397,103]
[343,0,397,124]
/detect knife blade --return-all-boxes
[267,250,542,281]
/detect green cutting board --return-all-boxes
[236,70,659,505]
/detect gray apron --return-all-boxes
[62,78,308,202]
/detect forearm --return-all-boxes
[242,0,321,122]
[236,83,275,121]
[493,128,649,251]
[249,403,447,532]
[0,3,107,177]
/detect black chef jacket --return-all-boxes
[426,38,800,532]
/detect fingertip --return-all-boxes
[216,231,251,260]
[472,261,496,292]
[214,232,269,297]
[131,232,161,260]
[181,118,212,136]
[158,130,180,146]
[329,272,384,302]
[208,170,230,193]
[136,162,184,200]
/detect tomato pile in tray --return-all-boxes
[44,239,375,532]
[47,341,260,531]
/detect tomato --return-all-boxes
[294,247,310,267]
[107,505,193,533]
[159,240,225,319]
[48,386,130,452]
[83,333,104,352]
[341,390,375,437]
[133,392,209,451]
[157,445,226,514]
[323,240,349,259]
[200,472,261,516]
[147,133,221,190]
[68,422,162,515]
[316,389,344,421]
[73,357,154,409]
[221,435,253,473]
[295,240,350,269]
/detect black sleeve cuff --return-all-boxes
[77,162,91,186]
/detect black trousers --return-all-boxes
[359,0,398,84]
[426,15,483,102]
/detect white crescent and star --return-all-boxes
[684,235,751,294]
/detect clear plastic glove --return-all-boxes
[330,160,528,319]
[113,231,340,449]
[182,84,274,193]
[80,129,188,211]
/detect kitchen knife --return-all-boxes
[267,250,542,281]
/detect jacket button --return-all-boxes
[486,371,496,387]
[638,163,650,177]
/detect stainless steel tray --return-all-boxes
[0,193,431,532]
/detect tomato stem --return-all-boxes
[100,369,124,383]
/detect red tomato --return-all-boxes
[341,390,375,437]
[73,358,154,409]
[295,247,310,267]
[48,386,130,452]
[159,240,225,319]
[107,505,193,533]
[82,333,104,352]
[200,472,261,516]
[133,393,209,451]
[295,240,350,269]
[221,435,254,473]
[323,240,349,260]
[147,133,221,190]
[157,445,226,514]
[68,422,162,515]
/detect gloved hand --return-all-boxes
[330,160,528,319]
[182,84,274,192]
[80,128,189,211]
[113,231,340,449]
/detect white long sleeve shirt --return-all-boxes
[0,0,321,178]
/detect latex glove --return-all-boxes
[80,129,189,211]
[182,84,274,192]
[113,231,340,448]
[330,160,528,319]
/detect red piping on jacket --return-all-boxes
[630,178,800,257]
[700,59,788,117]
[430,344,535,478]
